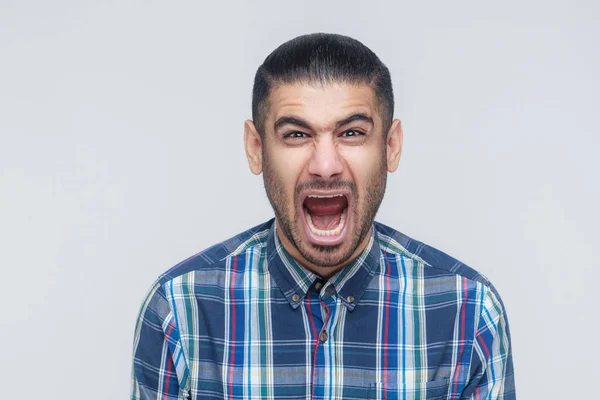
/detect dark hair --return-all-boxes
[252,33,394,137]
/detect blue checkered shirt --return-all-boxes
[131,219,516,399]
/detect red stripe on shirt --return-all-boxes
[306,294,319,400]
[163,319,176,399]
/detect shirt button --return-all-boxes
[292,294,300,302]
[347,295,355,304]
[315,282,323,291]
[319,331,328,343]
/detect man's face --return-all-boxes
[247,82,401,270]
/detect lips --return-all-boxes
[299,190,351,246]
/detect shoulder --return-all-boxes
[135,220,273,323]
[374,221,496,290]
[374,221,512,335]
[153,219,273,288]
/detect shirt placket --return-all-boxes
[310,281,338,400]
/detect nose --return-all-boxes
[307,137,344,180]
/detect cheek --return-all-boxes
[270,149,310,193]
[339,146,382,184]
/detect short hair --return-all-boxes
[252,33,394,137]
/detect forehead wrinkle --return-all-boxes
[268,82,380,133]
[274,108,375,135]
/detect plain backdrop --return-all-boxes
[1,0,598,398]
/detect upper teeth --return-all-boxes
[307,194,345,198]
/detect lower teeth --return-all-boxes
[305,209,346,237]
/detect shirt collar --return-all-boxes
[266,219,381,311]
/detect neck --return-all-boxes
[275,220,372,279]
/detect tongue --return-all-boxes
[304,196,348,230]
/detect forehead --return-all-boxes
[267,82,379,130]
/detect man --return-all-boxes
[131,33,515,399]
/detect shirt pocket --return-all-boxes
[367,378,450,400]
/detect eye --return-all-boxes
[340,129,365,137]
[284,131,310,139]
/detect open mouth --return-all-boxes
[300,191,351,245]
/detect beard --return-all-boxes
[262,148,387,268]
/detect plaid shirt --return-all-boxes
[131,219,515,399]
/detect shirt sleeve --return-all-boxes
[131,281,190,400]
[464,284,516,399]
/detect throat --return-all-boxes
[305,208,347,236]
[302,195,349,237]
[308,210,343,230]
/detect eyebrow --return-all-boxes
[273,113,374,133]
[334,113,374,129]
[274,116,312,132]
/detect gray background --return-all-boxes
[1,0,598,398]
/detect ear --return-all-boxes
[244,120,263,175]
[386,119,403,172]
